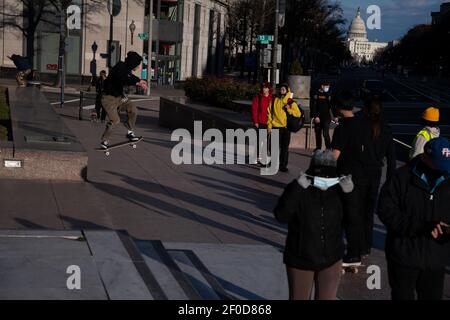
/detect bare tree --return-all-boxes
[1,0,144,86]
[2,0,59,67]
[225,0,275,79]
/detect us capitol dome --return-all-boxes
[346,8,388,62]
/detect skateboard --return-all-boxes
[342,264,366,274]
[96,137,143,156]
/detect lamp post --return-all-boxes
[129,20,136,45]
[146,0,154,96]
[59,4,65,108]
[92,42,98,60]
[271,0,279,91]
[90,41,98,80]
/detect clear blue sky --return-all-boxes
[339,0,448,42]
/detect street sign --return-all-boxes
[257,35,274,43]
[260,44,282,67]
[138,33,148,40]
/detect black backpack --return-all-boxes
[271,97,305,133]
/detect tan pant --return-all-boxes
[286,260,342,300]
[16,69,31,87]
[101,95,138,141]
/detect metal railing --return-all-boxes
[393,138,412,150]
[78,90,97,120]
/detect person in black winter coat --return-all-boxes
[358,97,397,257]
[311,82,338,150]
[100,51,148,149]
[378,137,450,300]
[274,149,354,300]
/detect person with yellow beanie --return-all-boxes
[409,107,440,160]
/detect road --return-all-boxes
[314,68,449,161]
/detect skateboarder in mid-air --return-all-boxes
[100,51,148,149]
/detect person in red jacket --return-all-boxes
[251,82,272,165]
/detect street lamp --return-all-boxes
[129,20,136,45]
[92,42,98,55]
[90,42,98,78]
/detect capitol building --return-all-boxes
[346,8,388,62]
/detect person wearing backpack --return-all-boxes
[267,84,302,173]
[251,82,273,165]
[274,149,354,299]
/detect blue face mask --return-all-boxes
[313,177,340,191]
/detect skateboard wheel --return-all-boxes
[132,144,137,149]
[105,151,110,156]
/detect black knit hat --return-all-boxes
[125,51,142,70]
[308,149,338,177]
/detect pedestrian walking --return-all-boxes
[409,107,440,160]
[274,149,354,300]
[100,51,148,149]
[94,70,107,123]
[311,82,338,150]
[251,82,272,165]
[267,84,302,173]
[358,97,397,257]
[378,137,450,300]
[330,90,365,268]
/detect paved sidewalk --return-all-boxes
[0,94,448,299]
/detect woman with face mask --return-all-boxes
[274,150,354,300]
[311,82,338,151]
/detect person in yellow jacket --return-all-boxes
[268,84,302,172]
[409,107,440,160]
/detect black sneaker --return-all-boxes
[280,167,289,173]
[100,141,109,150]
[127,132,140,142]
[342,256,362,267]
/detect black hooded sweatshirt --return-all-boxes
[103,52,142,97]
